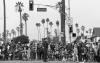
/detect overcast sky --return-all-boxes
[0,0,100,41]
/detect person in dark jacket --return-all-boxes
[42,38,48,62]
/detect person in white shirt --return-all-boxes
[73,44,78,62]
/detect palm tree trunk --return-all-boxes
[18,30,19,36]
[50,26,52,36]
[47,22,49,38]
[25,21,27,36]
[20,10,23,36]
[13,34,14,38]
[43,24,45,38]
[37,27,39,41]
[83,30,85,36]
[39,27,41,41]
[57,26,59,37]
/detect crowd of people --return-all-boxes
[0,36,100,62]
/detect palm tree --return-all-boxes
[15,2,24,36]
[41,19,45,38]
[54,29,57,37]
[46,18,50,26]
[16,27,20,36]
[22,13,29,36]
[36,23,41,41]
[77,28,80,36]
[56,20,59,36]
[46,18,50,37]
[75,23,79,36]
[0,33,1,38]
[8,33,11,39]
[81,26,85,36]
[6,30,9,38]
[49,22,53,35]
[89,28,92,35]
[75,23,79,28]
[11,29,16,38]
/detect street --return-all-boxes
[0,61,99,63]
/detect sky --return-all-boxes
[0,0,100,41]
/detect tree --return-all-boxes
[36,23,41,41]
[16,27,20,36]
[56,20,59,36]
[0,33,1,38]
[75,23,79,36]
[41,19,45,38]
[46,18,49,24]
[89,28,92,35]
[76,28,80,36]
[11,29,16,38]
[46,18,49,37]
[8,33,11,39]
[13,35,29,44]
[75,23,79,28]
[22,13,29,36]
[49,22,53,35]
[6,30,9,37]
[81,26,85,36]
[15,2,24,35]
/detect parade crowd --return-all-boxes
[0,36,100,62]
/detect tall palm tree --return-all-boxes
[77,28,80,36]
[89,28,92,35]
[49,22,53,35]
[75,23,79,36]
[46,18,49,37]
[15,2,24,36]
[46,18,49,26]
[41,19,45,38]
[56,20,59,36]
[75,23,79,28]
[0,33,1,38]
[22,13,29,36]
[36,23,41,41]
[16,27,20,36]
[6,30,9,38]
[81,26,85,36]
[8,33,11,39]
[11,29,16,38]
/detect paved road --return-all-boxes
[0,61,99,63]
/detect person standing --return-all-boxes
[42,38,49,62]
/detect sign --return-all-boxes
[37,8,47,12]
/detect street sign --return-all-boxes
[37,8,47,12]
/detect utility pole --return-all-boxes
[61,0,66,45]
[3,0,6,44]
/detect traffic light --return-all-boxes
[72,33,76,37]
[29,0,34,11]
[69,25,73,33]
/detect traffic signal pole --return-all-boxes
[61,0,66,45]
